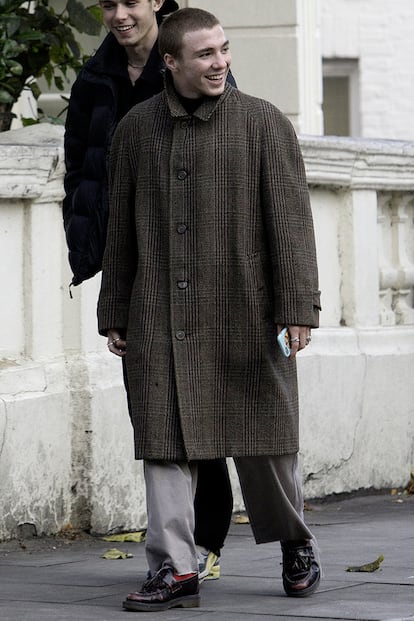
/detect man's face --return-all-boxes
[99,0,163,48]
[166,25,231,99]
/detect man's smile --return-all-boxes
[206,74,225,81]
[116,24,135,32]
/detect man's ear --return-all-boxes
[153,0,165,14]
[164,53,177,72]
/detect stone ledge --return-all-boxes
[0,123,64,147]
[2,126,414,198]
[0,124,65,199]
[300,135,414,190]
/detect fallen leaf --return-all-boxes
[102,530,146,543]
[102,548,133,560]
[345,554,384,572]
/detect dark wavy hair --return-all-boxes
[159,7,220,58]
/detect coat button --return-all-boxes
[177,170,187,180]
[176,223,187,234]
[181,120,191,128]
[175,330,186,340]
[177,280,188,289]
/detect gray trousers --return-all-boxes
[144,454,314,575]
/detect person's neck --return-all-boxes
[173,81,201,102]
[177,92,204,115]
[125,29,158,70]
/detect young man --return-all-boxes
[98,7,321,612]
[63,0,233,581]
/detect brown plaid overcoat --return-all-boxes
[98,79,320,461]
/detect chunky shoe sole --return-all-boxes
[122,593,200,612]
[283,569,321,598]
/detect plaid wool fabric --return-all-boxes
[98,80,320,461]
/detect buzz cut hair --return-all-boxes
[159,7,220,59]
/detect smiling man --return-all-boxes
[99,0,164,73]
[162,21,230,97]
[98,7,321,613]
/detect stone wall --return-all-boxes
[299,135,414,496]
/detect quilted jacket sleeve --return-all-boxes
[63,75,111,286]
[97,114,138,335]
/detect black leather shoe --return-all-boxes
[122,567,200,612]
[281,540,321,597]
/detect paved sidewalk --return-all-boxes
[0,492,413,621]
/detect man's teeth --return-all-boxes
[207,75,223,80]
[117,25,134,31]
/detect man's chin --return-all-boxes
[112,31,136,47]
[203,83,226,97]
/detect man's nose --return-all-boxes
[114,4,128,20]
[212,53,228,68]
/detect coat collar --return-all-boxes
[164,71,234,121]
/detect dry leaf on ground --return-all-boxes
[345,554,384,572]
[102,548,134,560]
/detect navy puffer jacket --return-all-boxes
[63,34,167,286]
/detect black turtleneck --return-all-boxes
[175,88,221,115]
[176,93,205,115]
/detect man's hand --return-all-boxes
[276,325,312,359]
[107,329,126,357]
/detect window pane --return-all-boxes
[323,76,350,136]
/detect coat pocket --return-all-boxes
[247,252,273,319]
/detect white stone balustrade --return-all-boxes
[0,125,413,540]
[298,136,414,500]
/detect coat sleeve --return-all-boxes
[259,104,321,327]
[63,75,109,285]
[97,115,138,335]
